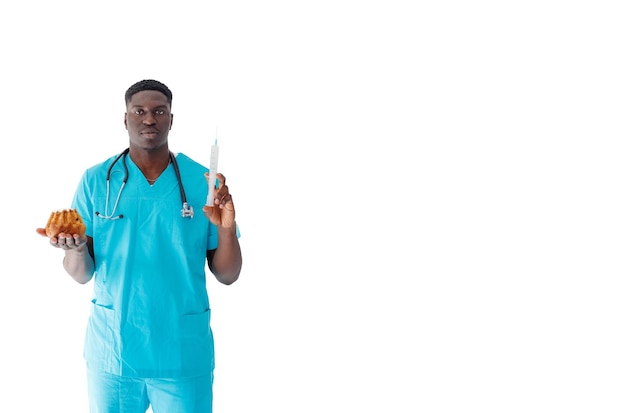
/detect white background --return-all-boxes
[1,1,625,412]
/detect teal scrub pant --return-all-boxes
[87,368,213,413]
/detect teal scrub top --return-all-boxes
[72,152,236,378]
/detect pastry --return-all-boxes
[45,209,86,237]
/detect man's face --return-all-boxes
[124,90,173,150]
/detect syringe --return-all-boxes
[206,135,219,206]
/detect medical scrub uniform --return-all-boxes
[72,151,236,411]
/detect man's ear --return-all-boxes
[170,113,174,130]
[124,113,128,130]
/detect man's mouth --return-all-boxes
[141,129,158,137]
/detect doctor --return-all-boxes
[36,79,242,413]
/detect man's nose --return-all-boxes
[142,114,156,125]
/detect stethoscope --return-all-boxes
[96,148,194,220]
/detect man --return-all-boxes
[36,79,242,412]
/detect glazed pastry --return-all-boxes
[45,209,86,237]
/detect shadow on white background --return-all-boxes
[1,1,625,412]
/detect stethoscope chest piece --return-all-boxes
[181,202,194,218]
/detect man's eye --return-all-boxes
[134,109,144,115]
[156,110,165,115]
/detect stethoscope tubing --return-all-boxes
[96,148,192,220]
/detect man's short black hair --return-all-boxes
[125,79,173,105]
